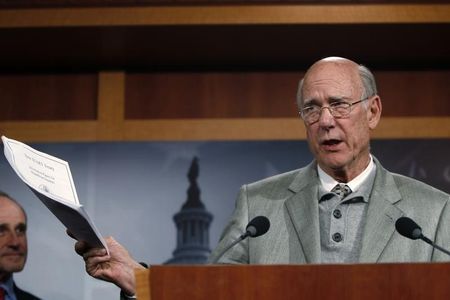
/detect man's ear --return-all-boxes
[368,95,382,130]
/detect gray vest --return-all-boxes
[318,168,376,263]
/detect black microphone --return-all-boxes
[242,216,270,239]
[395,216,450,257]
[395,217,424,240]
[210,216,270,263]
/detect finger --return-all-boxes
[84,252,110,266]
[74,240,87,255]
[105,236,117,246]
[82,248,108,261]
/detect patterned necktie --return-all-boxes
[0,286,5,300]
[331,183,352,200]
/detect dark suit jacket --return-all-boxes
[209,157,450,264]
[14,284,41,300]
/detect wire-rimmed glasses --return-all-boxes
[299,96,371,124]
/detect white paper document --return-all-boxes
[2,136,108,251]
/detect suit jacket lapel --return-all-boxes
[359,158,404,262]
[285,162,321,263]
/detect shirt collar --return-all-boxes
[318,155,376,193]
[0,275,16,300]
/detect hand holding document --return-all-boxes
[2,136,108,252]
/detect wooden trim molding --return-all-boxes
[1,117,449,142]
[0,4,449,28]
[123,118,306,141]
[374,117,450,139]
[0,121,99,142]
[97,71,126,140]
[124,117,450,141]
[135,268,150,300]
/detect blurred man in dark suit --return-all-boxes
[0,191,40,300]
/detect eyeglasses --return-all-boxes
[299,96,371,124]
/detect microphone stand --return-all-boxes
[210,233,249,264]
[420,235,450,256]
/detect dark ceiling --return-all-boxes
[0,23,449,72]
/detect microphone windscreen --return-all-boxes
[246,216,270,238]
[395,217,422,240]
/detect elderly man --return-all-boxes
[0,191,40,300]
[74,57,450,298]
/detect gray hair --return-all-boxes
[358,64,377,99]
[296,64,378,110]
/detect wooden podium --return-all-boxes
[135,263,450,299]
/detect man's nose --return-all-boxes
[318,106,335,127]
[5,232,21,247]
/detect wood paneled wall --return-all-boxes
[125,71,450,119]
[1,70,449,142]
[0,4,449,142]
[125,72,300,119]
[0,73,97,121]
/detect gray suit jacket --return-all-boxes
[209,158,450,264]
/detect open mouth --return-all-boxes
[322,139,342,146]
